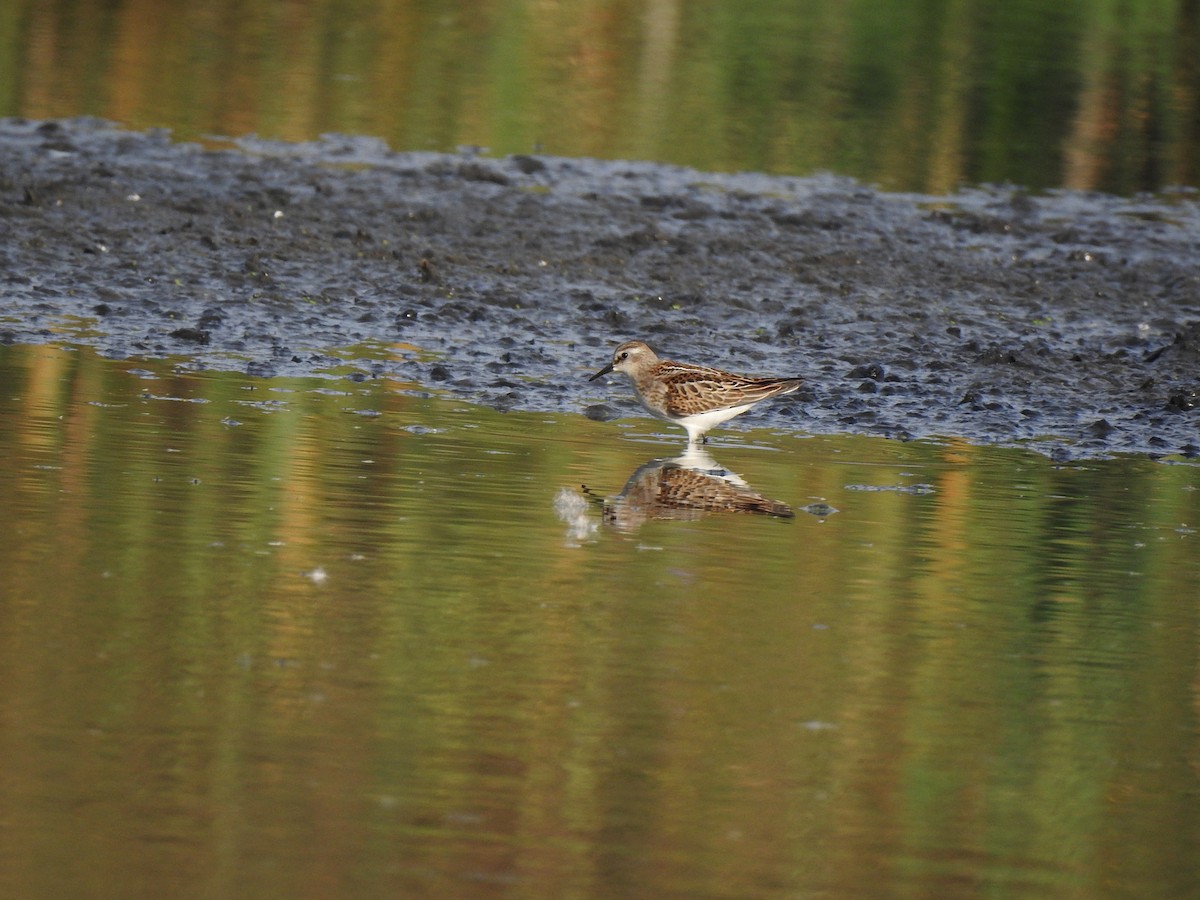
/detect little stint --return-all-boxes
[588,340,802,444]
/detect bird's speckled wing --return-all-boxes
[655,362,802,418]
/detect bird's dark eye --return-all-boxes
[619,352,628,360]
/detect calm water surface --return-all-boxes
[6,0,1199,193]
[1,343,1198,897]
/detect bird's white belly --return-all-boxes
[672,402,755,428]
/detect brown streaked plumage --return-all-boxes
[602,447,795,531]
[588,340,802,444]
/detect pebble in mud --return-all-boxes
[0,117,1197,459]
[584,403,621,422]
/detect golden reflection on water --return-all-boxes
[1,343,1199,897]
[6,0,1199,193]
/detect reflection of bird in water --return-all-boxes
[597,446,793,531]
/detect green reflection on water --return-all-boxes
[3,0,1197,193]
[0,343,1198,897]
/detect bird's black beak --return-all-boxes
[588,362,614,382]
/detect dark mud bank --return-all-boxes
[2,117,1198,458]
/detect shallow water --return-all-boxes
[1,342,1198,897]
[6,0,1198,194]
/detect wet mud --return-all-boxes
[2,117,1197,458]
